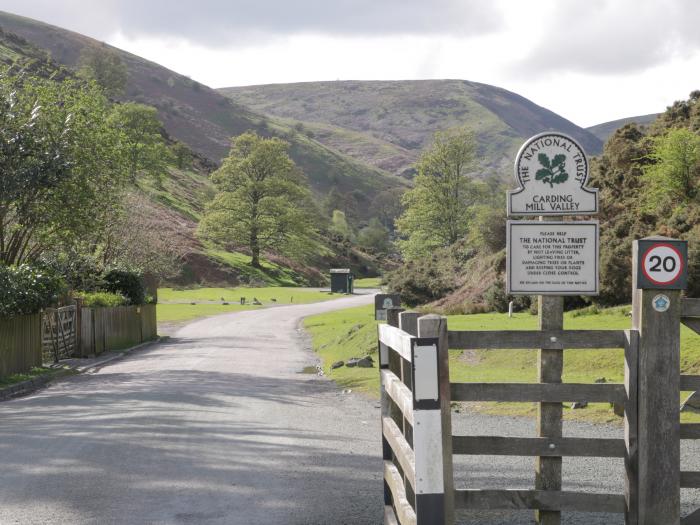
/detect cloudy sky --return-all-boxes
[3,0,699,127]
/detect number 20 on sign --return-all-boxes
[636,238,688,290]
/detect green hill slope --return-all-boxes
[587,113,660,142]
[0,10,406,216]
[221,80,603,179]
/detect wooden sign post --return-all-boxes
[632,238,687,524]
[507,133,600,525]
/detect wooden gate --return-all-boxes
[680,298,700,525]
[447,326,636,522]
[379,309,637,524]
[378,237,700,524]
[42,305,77,363]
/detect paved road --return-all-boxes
[1,293,699,524]
[0,293,383,525]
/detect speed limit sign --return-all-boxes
[636,239,688,290]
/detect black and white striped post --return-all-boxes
[416,314,454,525]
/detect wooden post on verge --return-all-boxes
[379,314,393,512]
[381,305,404,519]
[74,297,83,357]
[418,314,454,525]
[536,294,564,525]
[632,240,681,524]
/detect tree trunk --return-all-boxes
[250,230,261,268]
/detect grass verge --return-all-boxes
[304,304,700,424]
[354,277,382,288]
[0,366,66,389]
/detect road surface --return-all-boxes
[0,293,383,525]
[1,293,698,524]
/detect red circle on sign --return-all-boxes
[641,243,684,285]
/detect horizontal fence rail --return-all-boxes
[447,329,627,350]
[681,424,700,439]
[451,382,626,403]
[379,324,415,362]
[454,489,627,513]
[681,375,700,391]
[452,436,625,458]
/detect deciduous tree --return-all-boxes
[643,127,700,208]
[77,45,128,98]
[199,132,318,268]
[108,102,171,183]
[0,67,126,265]
[396,127,483,260]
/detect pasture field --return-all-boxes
[304,304,700,423]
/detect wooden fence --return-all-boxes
[0,314,42,377]
[79,304,157,356]
[42,305,77,363]
[680,298,700,525]
[1,303,157,379]
[379,285,700,523]
[379,310,452,525]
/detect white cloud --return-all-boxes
[3,0,699,126]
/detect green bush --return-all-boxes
[74,291,128,308]
[103,270,145,305]
[483,278,532,313]
[384,253,457,307]
[0,265,65,317]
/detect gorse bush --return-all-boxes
[0,264,65,317]
[384,252,457,307]
[103,270,145,305]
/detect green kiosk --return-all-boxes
[330,268,354,294]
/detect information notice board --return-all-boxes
[507,221,599,295]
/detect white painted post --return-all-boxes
[417,314,454,524]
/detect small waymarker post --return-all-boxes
[376,294,402,321]
[633,237,687,525]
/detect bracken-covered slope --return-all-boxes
[0,10,406,211]
[221,80,603,179]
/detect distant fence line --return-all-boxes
[0,304,157,378]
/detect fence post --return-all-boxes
[74,298,83,357]
[417,314,454,525]
[632,240,681,524]
[380,306,404,515]
[536,295,564,525]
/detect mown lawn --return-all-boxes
[157,287,340,324]
[304,304,700,424]
[354,277,382,288]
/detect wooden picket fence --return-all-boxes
[79,304,157,356]
[0,314,42,377]
[0,303,158,380]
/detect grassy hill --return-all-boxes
[221,80,603,179]
[587,113,660,142]
[0,10,406,219]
